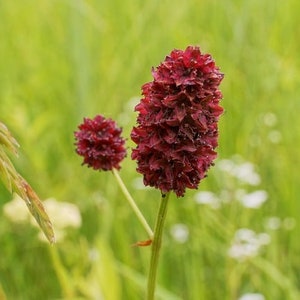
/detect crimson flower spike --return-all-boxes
[131,46,224,197]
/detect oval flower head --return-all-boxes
[75,115,126,171]
[131,46,224,196]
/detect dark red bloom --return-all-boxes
[75,115,126,171]
[131,46,224,197]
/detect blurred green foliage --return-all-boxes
[1,0,300,299]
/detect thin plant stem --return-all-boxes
[147,192,170,300]
[112,168,154,239]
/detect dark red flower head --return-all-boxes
[75,115,126,171]
[131,46,224,197]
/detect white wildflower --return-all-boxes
[264,216,281,230]
[42,198,82,229]
[238,293,265,300]
[216,158,261,185]
[194,191,220,209]
[233,162,261,185]
[239,190,268,208]
[228,228,270,261]
[3,194,30,223]
[217,159,235,173]
[170,224,189,244]
[3,195,82,243]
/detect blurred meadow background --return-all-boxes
[1,0,300,299]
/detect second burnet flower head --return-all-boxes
[74,115,126,171]
[131,46,224,197]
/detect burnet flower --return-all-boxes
[131,46,224,196]
[74,115,126,171]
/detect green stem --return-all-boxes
[147,192,170,300]
[112,168,154,239]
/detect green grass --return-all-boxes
[1,0,300,299]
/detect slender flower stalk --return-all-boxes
[147,192,170,300]
[112,168,154,239]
